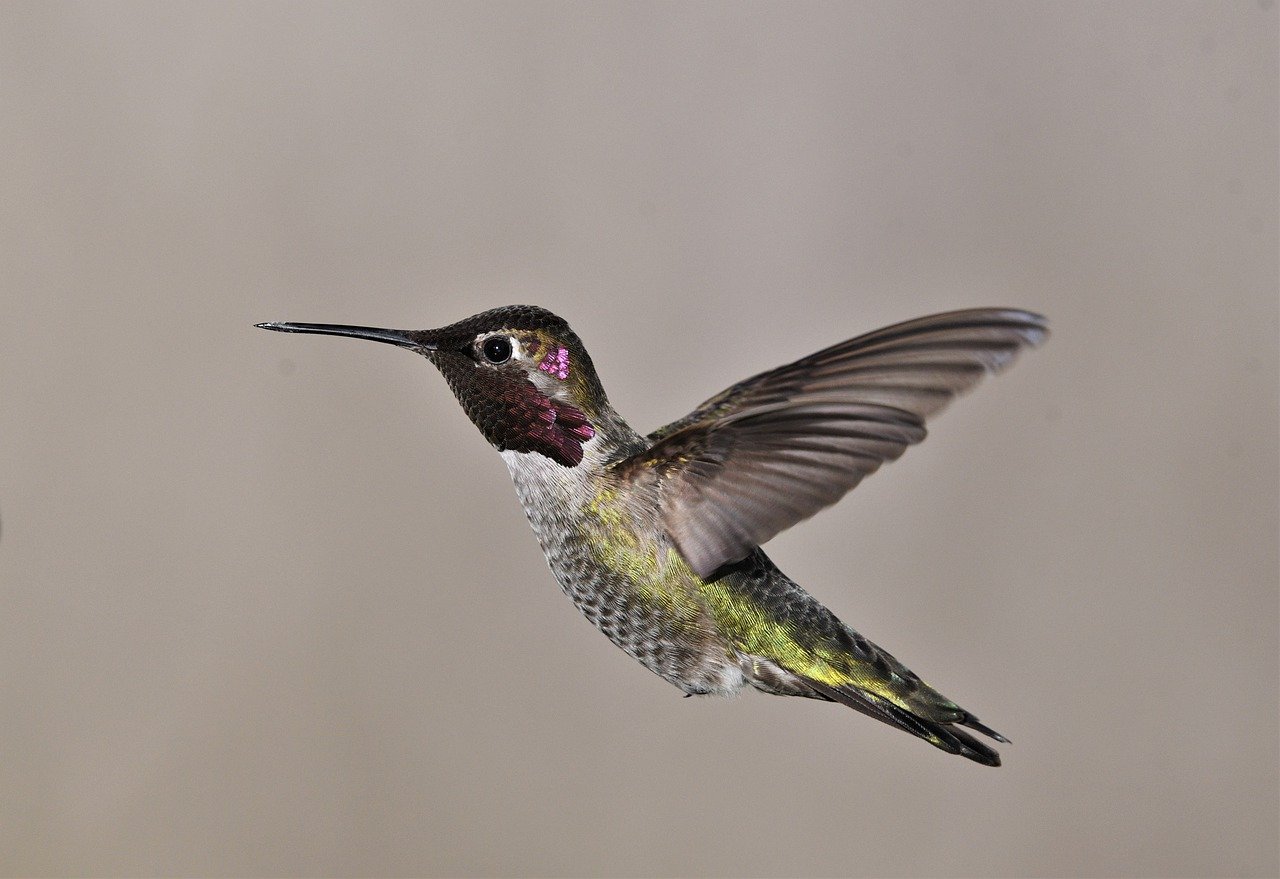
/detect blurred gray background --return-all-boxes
[2,2,1276,876]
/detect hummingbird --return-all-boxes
[258,305,1046,766]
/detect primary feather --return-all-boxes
[618,308,1048,577]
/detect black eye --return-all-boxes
[482,336,512,363]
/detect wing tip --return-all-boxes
[991,308,1050,348]
[1013,311,1050,349]
[928,306,1050,347]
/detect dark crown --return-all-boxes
[432,305,570,341]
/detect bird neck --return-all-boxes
[500,403,644,523]
[580,403,648,462]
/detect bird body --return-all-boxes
[502,438,751,698]
[259,305,1046,766]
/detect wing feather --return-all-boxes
[615,309,1047,577]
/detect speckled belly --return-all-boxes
[501,448,746,695]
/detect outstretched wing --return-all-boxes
[613,309,1048,578]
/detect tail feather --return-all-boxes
[806,680,1004,767]
[958,713,1010,745]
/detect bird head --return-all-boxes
[258,305,607,466]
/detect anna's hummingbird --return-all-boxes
[258,305,1046,766]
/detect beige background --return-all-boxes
[2,3,1276,876]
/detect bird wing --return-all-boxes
[611,309,1048,578]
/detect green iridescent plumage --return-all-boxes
[259,304,1045,766]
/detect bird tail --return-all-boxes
[805,679,1007,767]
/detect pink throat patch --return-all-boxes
[538,346,570,380]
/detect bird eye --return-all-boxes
[481,336,512,364]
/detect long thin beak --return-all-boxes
[255,322,436,351]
